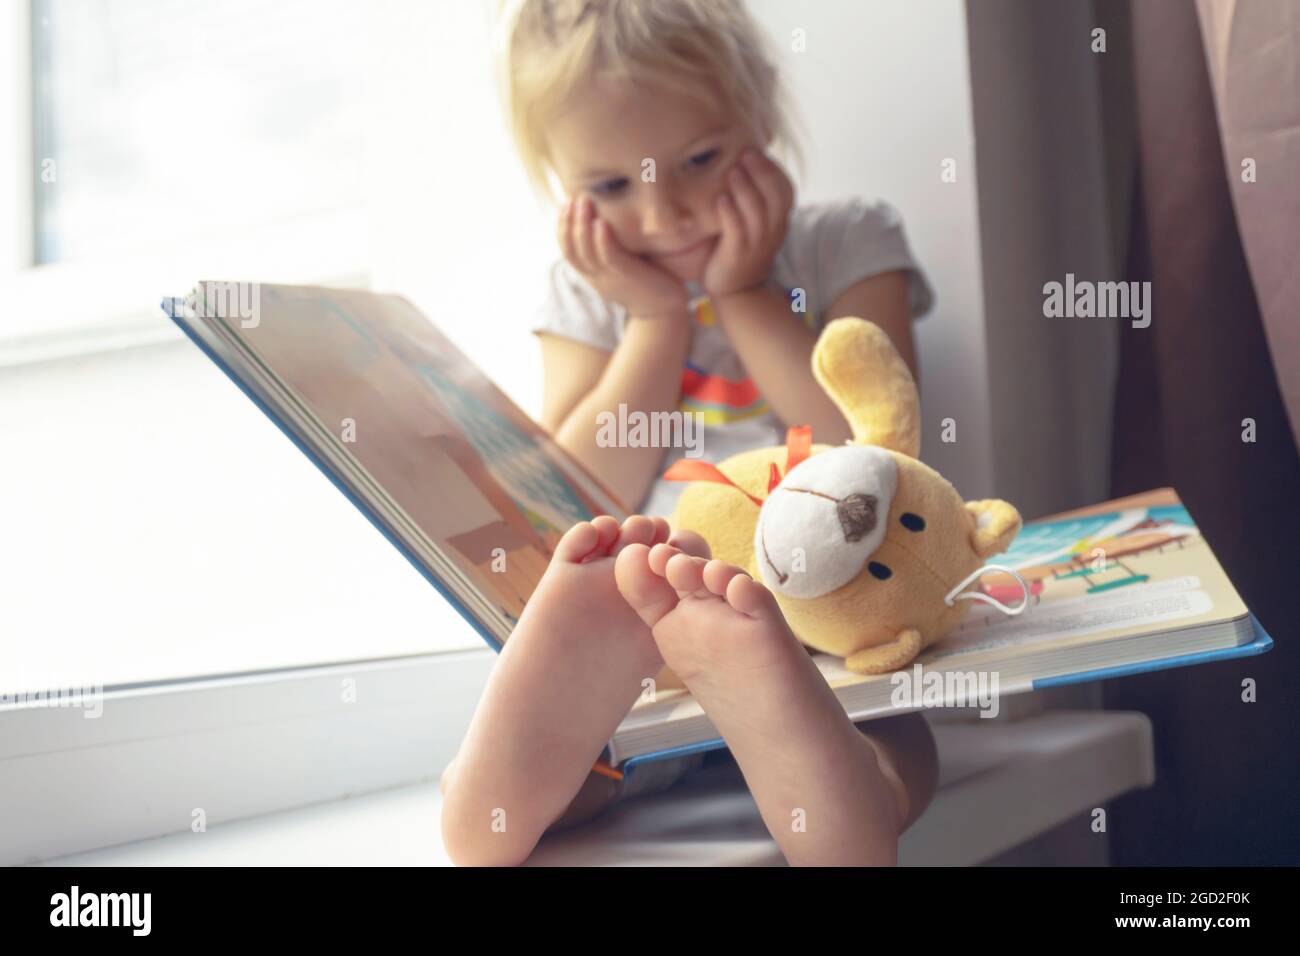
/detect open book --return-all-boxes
[164,282,1274,777]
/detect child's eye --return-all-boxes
[688,149,718,169]
[589,152,715,197]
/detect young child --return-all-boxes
[440,0,939,866]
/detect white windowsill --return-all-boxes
[31,709,1155,867]
[0,649,496,866]
[0,206,369,367]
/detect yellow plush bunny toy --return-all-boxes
[665,317,1023,675]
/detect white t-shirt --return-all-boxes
[530,196,936,518]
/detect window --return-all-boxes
[0,0,554,864]
[30,0,367,264]
[3,0,371,352]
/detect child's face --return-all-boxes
[546,74,763,283]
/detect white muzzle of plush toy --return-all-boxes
[752,442,1033,618]
[753,445,898,599]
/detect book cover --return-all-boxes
[168,283,625,650]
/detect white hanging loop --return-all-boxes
[943,563,1031,616]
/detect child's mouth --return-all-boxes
[655,236,715,260]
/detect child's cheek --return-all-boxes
[594,206,636,248]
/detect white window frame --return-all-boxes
[1,1,33,280]
[1,0,370,365]
[0,1,488,863]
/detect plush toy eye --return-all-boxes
[900,512,926,532]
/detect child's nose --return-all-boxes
[640,190,695,237]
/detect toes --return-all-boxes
[725,572,781,620]
[664,552,708,595]
[582,515,622,561]
[614,543,681,629]
[553,520,602,563]
[613,515,658,551]
[647,542,682,577]
[650,517,672,546]
[590,514,621,537]
[702,559,748,597]
[667,529,712,560]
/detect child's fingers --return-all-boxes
[592,218,625,272]
[596,220,654,280]
[559,196,591,273]
[715,191,744,254]
[557,197,576,263]
[571,195,599,274]
[728,164,766,240]
[595,220,675,296]
[743,151,792,227]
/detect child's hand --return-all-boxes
[560,193,691,320]
[701,148,795,299]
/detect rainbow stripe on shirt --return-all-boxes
[677,287,814,424]
[677,363,770,424]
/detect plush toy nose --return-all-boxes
[836,493,878,542]
[753,445,897,600]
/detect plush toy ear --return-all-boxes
[812,317,921,458]
[966,499,1022,559]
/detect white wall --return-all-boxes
[750,0,995,497]
[364,0,556,420]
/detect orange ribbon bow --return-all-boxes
[662,425,812,505]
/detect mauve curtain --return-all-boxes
[1196,0,1300,448]
[1104,0,1300,865]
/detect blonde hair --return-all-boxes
[494,0,808,207]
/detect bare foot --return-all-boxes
[440,514,708,867]
[614,544,903,866]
